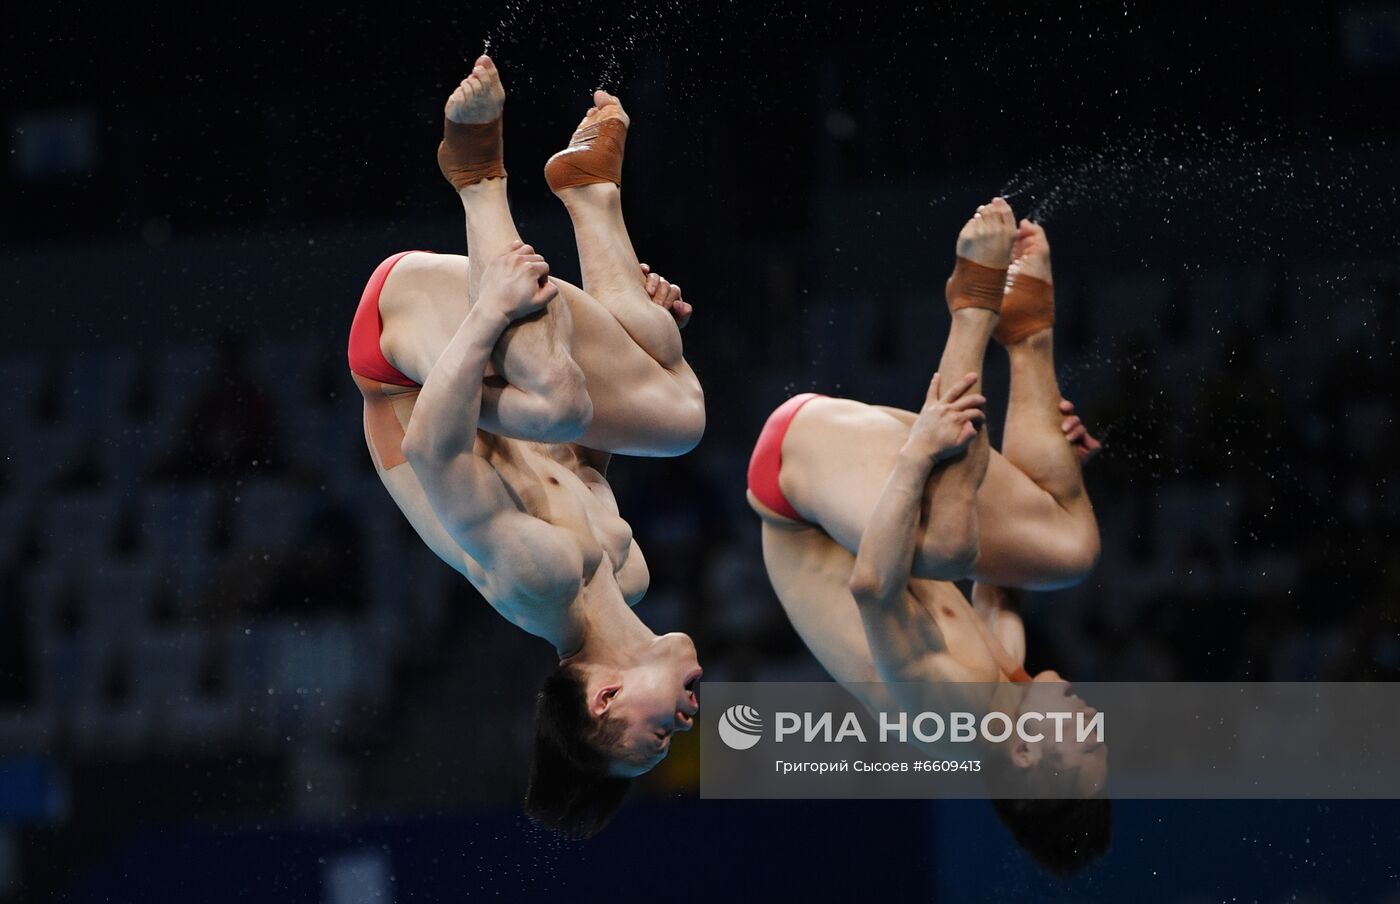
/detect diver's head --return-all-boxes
[984,670,1111,874]
[578,632,702,776]
[525,635,701,838]
[1004,670,1109,796]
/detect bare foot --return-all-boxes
[582,89,631,130]
[955,197,1017,268]
[1008,218,1053,286]
[445,54,505,124]
[1059,399,1102,463]
[640,263,692,328]
[545,90,630,195]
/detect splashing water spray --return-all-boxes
[481,0,538,60]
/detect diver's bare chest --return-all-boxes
[486,447,599,518]
[908,582,1003,681]
[484,444,634,563]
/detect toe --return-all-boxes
[990,197,1014,226]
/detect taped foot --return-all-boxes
[997,219,1055,345]
[545,90,629,193]
[437,54,507,190]
[946,197,1016,315]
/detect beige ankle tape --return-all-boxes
[437,118,506,190]
[996,273,1054,345]
[544,118,626,192]
[945,256,1007,314]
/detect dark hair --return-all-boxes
[991,797,1112,876]
[525,664,631,839]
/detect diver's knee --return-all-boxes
[665,390,706,455]
[524,361,593,443]
[1061,530,1101,585]
[1040,526,1101,589]
[626,380,705,456]
[918,527,980,582]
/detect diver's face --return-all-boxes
[605,634,703,777]
[1019,670,1108,796]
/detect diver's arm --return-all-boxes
[848,372,985,606]
[849,373,985,689]
[402,245,582,600]
[847,451,938,608]
[849,455,959,690]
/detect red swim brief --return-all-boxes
[747,392,825,523]
[347,250,429,386]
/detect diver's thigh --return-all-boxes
[780,397,913,556]
[973,452,1091,589]
[560,279,704,454]
[760,523,879,686]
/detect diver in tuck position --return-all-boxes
[348,55,703,839]
[748,197,1109,874]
